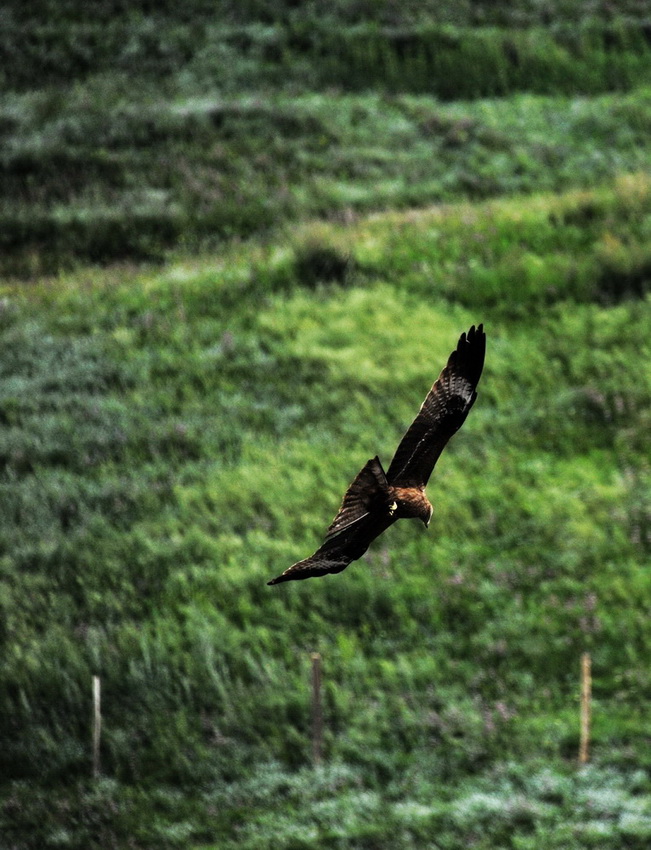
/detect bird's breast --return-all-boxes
[390,486,432,520]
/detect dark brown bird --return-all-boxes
[267,324,485,585]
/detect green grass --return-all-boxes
[3,85,651,275]
[2,179,651,847]
[4,5,651,93]
[3,0,651,275]
[4,3,651,847]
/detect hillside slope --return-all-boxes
[3,2,651,847]
[2,0,651,274]
[2,177,651,847]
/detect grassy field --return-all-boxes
[5,85,651,276]
[2,2,651,849]
[3,1,651,274]
[3,177,651,847]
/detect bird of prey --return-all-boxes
[267,324,485,585]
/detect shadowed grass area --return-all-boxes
[3,0,651,273]
[3,5,651,93]
[4,86,651,273]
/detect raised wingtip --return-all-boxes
[450,323,485,387]
[458,323,484,346]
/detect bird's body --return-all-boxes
[268,324,485,585]
[390,486,433,522]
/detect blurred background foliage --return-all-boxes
[3,0,651,274]
[2,1,651,848]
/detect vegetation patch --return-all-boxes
[292,241,354,288]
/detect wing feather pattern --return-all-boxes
[267,457,394,584]
[325,456,390,540]
[267,512,396,584]
[386,324,485,487]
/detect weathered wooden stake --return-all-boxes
[579,652,591,765]
[311,653,322,766]
[92,675,101,779]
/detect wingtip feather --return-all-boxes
[267,573,288,585]
[453,322,486,385]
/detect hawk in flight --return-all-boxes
[268,324,485,585]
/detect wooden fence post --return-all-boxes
[311,653,322,766]
[92,675,101,779]
[579,652,591,765]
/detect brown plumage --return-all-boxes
[267,324,486,585]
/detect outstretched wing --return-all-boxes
[266,543,356,585]
[267,513,395,584]
[386,324,485,487]
[267,457,395,585]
